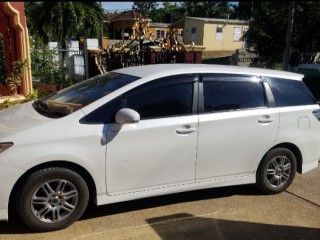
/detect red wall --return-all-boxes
[0,2,30,96]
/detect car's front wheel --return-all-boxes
[256,148,297,194]
[16,167,89,232]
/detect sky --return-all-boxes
[101,2,134,12]
[100,1,238,12]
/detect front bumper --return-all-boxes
[0,162,25,221]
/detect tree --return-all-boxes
[233,1,255,20]
[290,2,320,64]
[156,2,185,23]
[180,2,234,18]
[283,2,295,71]
[246,2,291,67]
[25,2,105,48]
[132,2,159,17]
[245,2,320,68]
[132,2,186,23]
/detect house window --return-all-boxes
[216,27,223,40]
[156,29,166,39]
[191,27,196,42]
[233,26,241,41]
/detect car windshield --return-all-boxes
[33,72,139,118]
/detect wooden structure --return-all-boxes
[96,39,206,73]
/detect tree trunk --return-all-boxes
[282,2,295,71]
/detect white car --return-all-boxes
[0,64,320,231]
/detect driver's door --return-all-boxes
[106,74,199,195]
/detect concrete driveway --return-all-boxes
[0,166,319,240]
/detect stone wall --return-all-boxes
[229,47,259,67]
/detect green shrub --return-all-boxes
[0,99,19,111]
[6,59,29,95]
[30,48,72,90]
[25,90,39,101]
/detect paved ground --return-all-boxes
[0,166,319,240]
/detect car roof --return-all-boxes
[112,64,304,81]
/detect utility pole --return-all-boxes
[283,1,295,71]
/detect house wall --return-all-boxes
[148,26,171,39]
[183,18,204,45]
[183,18,248,52]
[110,20,136,39]
[203,22,248,51]
[111,20,182,42]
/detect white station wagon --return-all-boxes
[0,64,319,231]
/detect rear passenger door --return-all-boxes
[196,74,279,181]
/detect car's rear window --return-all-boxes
[33,72,139,118]
[267,77,317,107]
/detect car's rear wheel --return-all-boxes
[256,148,296,194]
[16,167,89,232]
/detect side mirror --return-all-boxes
[115,108,140,124]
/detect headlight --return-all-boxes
[0,142,13,153]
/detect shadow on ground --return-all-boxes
[82,184,261,220]
[146,213,320,240]
[0,184,265,234]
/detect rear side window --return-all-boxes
[267,77,316,107]
[203,81,267,112]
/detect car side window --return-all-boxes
[123,75,195,120]
[202,75,267,112]
[79,96,122,124]
[267,77,316,107]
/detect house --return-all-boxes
[0,2,32,98]
[107,10,183,43]
[148,22,171,40]
[147,22,183,42]
[174,17,249,52]
[107,10,152,40]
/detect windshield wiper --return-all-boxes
[33,100,71,118]
[34,100,51,114]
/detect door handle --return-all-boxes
[176,125,197,135]
[258,115,274,124]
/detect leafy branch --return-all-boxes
[6,58,29,95]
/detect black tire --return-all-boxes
[256,148,297,194]
[16,167,89,232]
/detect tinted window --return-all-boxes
[80,96,121,124]
[268,77,316,107]
[204,81,266,112]
[124,75,194,119]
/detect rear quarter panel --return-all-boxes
[274,105,320,172]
